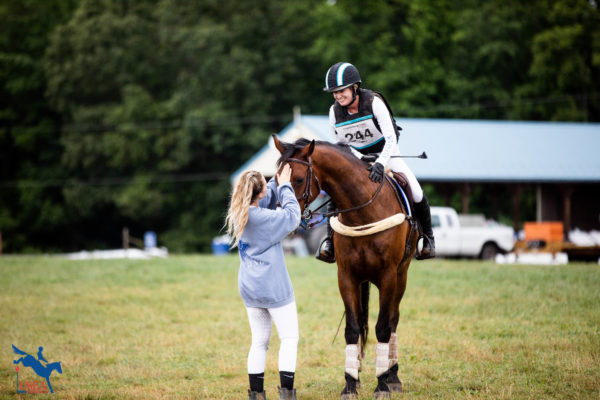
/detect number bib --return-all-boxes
[334,114,384,152]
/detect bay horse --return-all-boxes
[273,136,419,399]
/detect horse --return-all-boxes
[273,136,419,400]
[12,345,62,394]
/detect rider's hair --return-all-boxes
[225,170,265,248]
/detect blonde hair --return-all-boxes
[225,170,266,248]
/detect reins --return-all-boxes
[285,156,387,228]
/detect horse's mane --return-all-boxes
[276,138,360,166]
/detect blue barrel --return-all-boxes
[144,231,157,249]
[211,235,231,255]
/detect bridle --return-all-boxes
[285,156,386,228]
[285,157,320,208]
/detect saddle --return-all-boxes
[385,171,420,263]
[386,171,413,215]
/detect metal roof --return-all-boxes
[232,116,600,184]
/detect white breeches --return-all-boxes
[388,146,424,203]
[246,301,299,374]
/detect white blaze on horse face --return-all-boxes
[375,342,390,377]
[345,344,360,380]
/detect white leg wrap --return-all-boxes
[345,344,360,380]
[375,342,390,377]
[389,333,398,367]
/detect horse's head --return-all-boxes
[48,361,62,374]
[273,135,321,212]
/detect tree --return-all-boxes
[0,0,78,252]
[522,0,600,120]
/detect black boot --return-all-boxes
[413,195,435,260]
[248,389,267,400]
[278,387,298,400]
[316,202,336,263]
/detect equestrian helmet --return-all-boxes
[323,62,361,92]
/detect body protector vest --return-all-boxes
[332,88,402,155]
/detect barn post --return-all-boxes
[511,184,523,234]
[460,183,471,214]
[561,185,574,240]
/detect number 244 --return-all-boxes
[345,129,374,141]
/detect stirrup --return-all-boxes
[315,239,335,263]
[416,235,435,260]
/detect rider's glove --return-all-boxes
[361,154,377,163]
[367,162,384,183]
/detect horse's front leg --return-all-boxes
[45,377,54,394]
[374,267,409,398]
[338,274,362,400]
[373,266,406,399]
[385,332,402,393]
[386,267,409,393]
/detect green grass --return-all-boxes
[0,255,598,399]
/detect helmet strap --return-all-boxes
[347,85,359,108]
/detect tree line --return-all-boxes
[1,0,599,252]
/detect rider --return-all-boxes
[37,346,48,365]
[316,61,435,263]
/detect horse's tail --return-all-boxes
[358,281,370,355]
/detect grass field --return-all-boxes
[0,255,598,399]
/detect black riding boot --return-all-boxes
[413,195,436,260]
[278,387,298,400]
[248,390,266,400]
[316,202,336,263]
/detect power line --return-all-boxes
[4,114,294,135]
[404,92,600,113]
[0,172,231,189]
[2,92,599,134]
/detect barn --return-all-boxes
[232,113,600,237]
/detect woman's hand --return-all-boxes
[277,164,292,185]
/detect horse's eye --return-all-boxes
[294,177,304,185]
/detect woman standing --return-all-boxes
[225,164,301,400]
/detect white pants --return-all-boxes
[388,146,424,203]
[246,301,299,374]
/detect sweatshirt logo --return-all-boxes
[238,240,249,260]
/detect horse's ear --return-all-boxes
[272,134,285,154]
[299,140,315,158]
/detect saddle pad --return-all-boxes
[389,177,412,217]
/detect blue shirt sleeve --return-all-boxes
[258,177,278,210]
[259,183,301,246]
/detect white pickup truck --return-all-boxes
[431,206,515,259]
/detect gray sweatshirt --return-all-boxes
[237,179,301,308]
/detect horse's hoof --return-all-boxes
[341,393,358,400]
[373,390,391,400]
[387,382,402,393]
